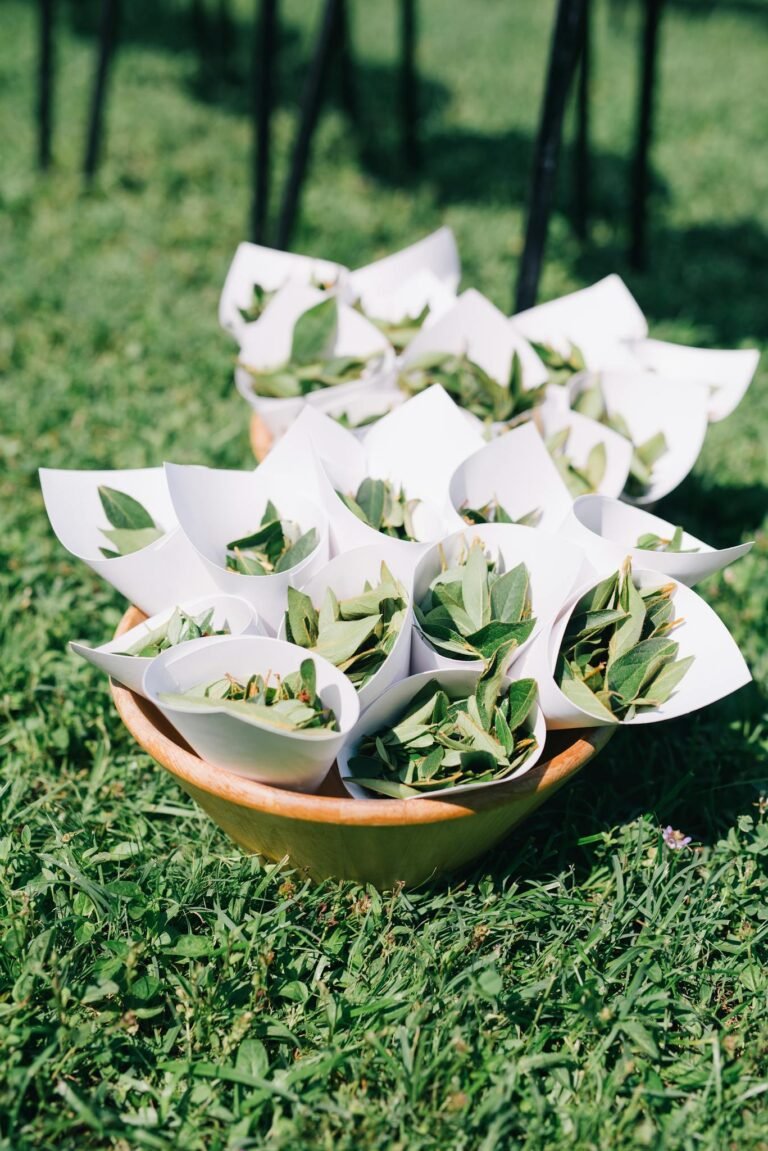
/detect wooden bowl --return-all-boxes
[249,413,273,462]
[110,606,613,887]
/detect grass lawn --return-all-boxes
[2,0,768,1147]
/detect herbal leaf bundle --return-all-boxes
[545,427,607,497]
[530,340,586,387]
[226,500,317,575]
[238,281,278,324]
[284,563,408,690]
[337,478,421,541]
[555,558,693,722]
[346,662,539,798]
[635,526,699,553]
[98,486,164,558]
[573,384,668,496]
[239,297,380,398]
[416,539,536,664]
[159,659,338,733]
[398,349,545,422]
[357,301,430,353]
[460,499,542,528]
[126,606,229,658]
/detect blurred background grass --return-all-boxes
[1,2,768,1148]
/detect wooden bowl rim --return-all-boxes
[111,606,614,828]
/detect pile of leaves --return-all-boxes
[398,349,545,422]
[98,486,164,558]
[556,558,693,722]
[460,498,541,528]
[284,563,409,690]
[545,426,607,497]
[159,659,338,733]
[572,383,668,497]
[125,606,229,657]
[225,500,317,575]
[416,539,535,664]
[337,478,422,541]
[530,339,586,387]
[239,297,379,397]
[346,657,538,797]
[635,526,698,553]
[358,301,430,353]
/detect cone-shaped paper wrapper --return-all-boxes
[351,268,456,331]
[70,594,262,697]
[361,385,487,514]
[338,667,545,800]
[628,338,760,423]
[219,242,347,344]
[144,635,360,790]
[560,495,753,587]
[349,226,461,299]
[510,274,647,369]
[163,462,330,633]
[520,567,751,729]
[571,369,709,505]
[410,523,586,676]
[278,401,465,573]
[401,288,548,392]
[449,421,574,533]
[39,466,219,616]
[234,283,395,442]
[534,407,633,499]
[276,546,414,710]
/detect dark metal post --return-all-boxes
[630,0,663,270]
[336,0,357,125]
[83,0,120,181]
[573,0,590,240]
[276,0,340,250]
[400,0,419,171]
[515,0,586,313]
[251,0,277,243]
[38,0,55,170]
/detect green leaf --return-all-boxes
[490,563,530,623]
[504,678,537,731]
[313,615,381,667]
[585,441,607,489]
[461,541,489,632]
[355,478,386,531]
[290,297,338,365]
[285,586,319,648]
[274,527,318,573]
[605,637,679,703]
[99,526,164,556]
[98,485,158,531]
[559,663,618,723]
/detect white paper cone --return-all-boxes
[309,384,405,436]
[627,338,760,423]
[163,462,330,634]
[571,369,710,505]
[534,407,634,498]
[39,466,219,615]
[70,594,262,697]
[523,566,751,729]
[234,283,396,442]
[401,288,548,392]
[275,546,414,710]
[449,421,574,532]
[349,226,461,299]
[409,523,585,676]
[351,268,457,332]
[361,385,487,512]
[510,274,647,369]
[143,635,359,791]
[219,242,347,343]
[283,401,464,571]
[337,667,545,800]
[559,494,753,587]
